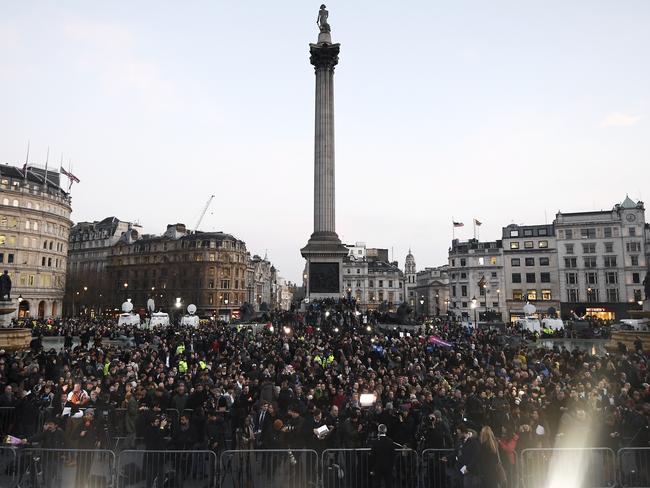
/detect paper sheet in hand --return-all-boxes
[316,425,329,437]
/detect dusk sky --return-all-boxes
[2,1,649,282]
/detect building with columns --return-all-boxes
[411,265,450,317]
[0,163,72,319]
[556,197,647,319]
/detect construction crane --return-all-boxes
[192,195,215,233]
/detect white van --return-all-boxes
[149,312,170,328]
[181,315,199,328]
[118,313,141,327]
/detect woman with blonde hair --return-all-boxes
[479,425,506,488]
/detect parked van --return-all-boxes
[118,313,141,327]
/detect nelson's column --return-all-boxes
[301,5,348,300]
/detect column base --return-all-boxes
[301,233,348,300]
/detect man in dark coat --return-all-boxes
[370,424,396,488]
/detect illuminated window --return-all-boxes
[541,290,552,300]
[478,257,484,265]
[524,241,533,249]
[527,290,537,300]
[538,240,548,248]
[510,242,519,249]
[490,256,497,265]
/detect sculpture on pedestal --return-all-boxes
[317,4,330,33]
[0,271,11,300]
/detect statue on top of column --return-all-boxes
[317,4,331,33]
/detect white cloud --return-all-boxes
[600,112,643,128]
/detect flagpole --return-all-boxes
[23,140,30,180]
[452,218,455,240]
[473,219,476,240]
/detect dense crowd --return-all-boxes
[0,300,649,487]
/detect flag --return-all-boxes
[429,335,453,348]
[474,219,482,226]
[453,221,464,227]
[60,166,80,183]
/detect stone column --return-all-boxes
[310,42,339,238]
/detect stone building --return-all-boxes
[0,164,72,318]
[448,239,506,322]
[246,254,274,310]
[106,223,249,320]
[502,224,560,322]
[343,243,403,310]
[403,250,417,308]
[65,217,140,316]
[555,197,647,319]
[411,265,450,317]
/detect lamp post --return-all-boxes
[444,298,450,316]
[419,295,425,320]
[123,282,129,302]
[496,288,501,320]
[471,296,477,327]
[17,294,23,319]
[435,293,440,316]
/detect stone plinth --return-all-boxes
[607,331,650,352]
[0,328,32,351]
[0,299,16,328]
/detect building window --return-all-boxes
[513,290,523,301]
[586,272,598,285]
[460,258,466,266]
[632,273,640,284]
[539,257,549,266]
[582,243,596,254]
[605,272,618,285]
[461,285,467,297]
[511,258,520,266]
[478,257,484,265]
[541,290,552,301]
[567,289,579,302]
[606,289,619,302]
[604,256,617,268]
[527,290,537,301]
[604,242,614,253]
[356,268,360,274]
[369,280,374,288]
[510,230,519,237]
[626,242,641,252]
[604,227,612,238]
[388,280,393,287]
[526,273,536,283]
[524,241,533,249]
[540,272,551,283]
[629,226,636,236]
[538,240,548,248]
[564,257,577,268]
[378,280,384,288]
[581,228,596,238]
[584,257,597,268]
[524,229,533,237]
[510,242,520,250]
[460,273,467,279]
[565,244,574,254]
[452,285,456,297]
[491,272,497,278]
[587,288,599,302]
[511,273,521,283]
[490,256,497,265]
[525,258,534,266]
[565,229,573,239]
[538,228,548,236]
[631,255,639,266]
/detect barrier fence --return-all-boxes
[16,448,115,488]
[520,448,617,488]
[0,446,645,487]
[618,448,650,488]
[117,449,216,488]
[220,449,319,488]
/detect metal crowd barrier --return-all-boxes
[321,448,419,488]
[16,448,115,488]
[520,448,616,488]
[0,446,18,488]
[420,449,455,488]
[117,449,216,488]
[221,449,319,488]
[618,447,650,488]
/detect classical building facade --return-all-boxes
[106,224,249,320]
[343,243,403,310]
[411,265,450,317]
[448,239,506,322]
[65,217,140,316]
[403,250,417,308]
[502,224,560,322]
[556,197,647,319]
[246,254,275,310]
[0,164,72,318]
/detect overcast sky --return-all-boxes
[2,1,649,282]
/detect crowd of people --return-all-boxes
[0,300,648,487]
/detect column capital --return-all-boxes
[309,43,340,71]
